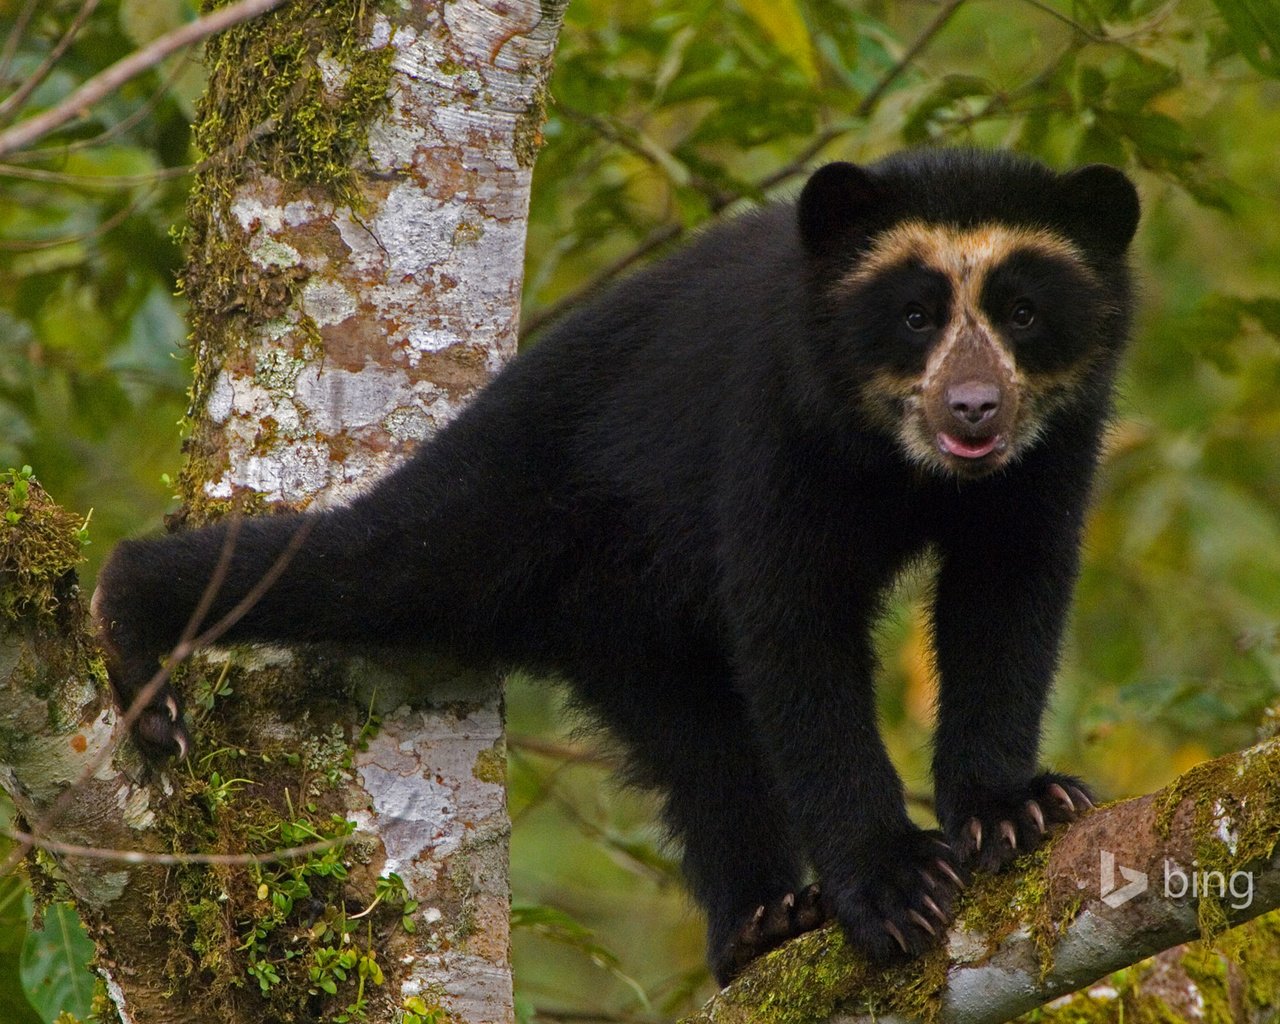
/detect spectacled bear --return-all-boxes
[95,148,1139,986]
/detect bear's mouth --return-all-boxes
[936,432,1004,460]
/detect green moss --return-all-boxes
[689,927,864,1024]
[1154,739,1280,947]
[452,220,485,246]
[955,839,1078,977]
[142,649,417,1017]
[192,1,393,208]
[692,740,1280,1024]
[404,983,460,1024]
[513,83,550,169]
[159,732,376,1017]
[683,833,1086,1024]
[0,473,85,621]
[1020,912,1280,1023]
[253,348,307,395]
[177,0,394,520]
[472,742,506,784]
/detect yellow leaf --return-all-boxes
[901,602,938,726]
[737,0,818,81]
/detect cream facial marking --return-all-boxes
[839,221,1090,297]
[841,222,1094,477]
[843,221,1089,408]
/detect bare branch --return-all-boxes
[0,0,39,88]
[855,0,967,119]
[521,1,969,341]
[5,50,195,163]
[0,0,102,125]
[5,828,346,867]
[0,0,288,159]
[0,161,191,185]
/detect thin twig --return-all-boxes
[520,223,682,338]
[856,0,967,118]
[534,1010,653,1024]
[0,0,102,125]
[6,50,195,164]
[0,104,278,189]
[558,102,733,208]
[752,125,846,194]
[508,733,614,766]
[1014,0,1115,42]
[938,40,1082,137]
[0,161,192,185]
[0,0,288,159]
[522,2,967,341]
[0,515,313,879]
[0,186,153,251]
[0,0,39,88]
[4,828,346,867]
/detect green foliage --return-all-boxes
[402,985,456,1024]
[0,872,42,1024]
[19,904,96,1024]
[512,903,651,1007]
[4,466,32,525]
[2,0,1280,1019]
[238,813,355,990]
[361,872,419,934]
[1210,0,1280,76]
[0,0,193,576]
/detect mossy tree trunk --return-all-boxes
[0,1,566,1022]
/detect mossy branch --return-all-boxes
[684,739,1280,1024]
[0,478,189,1020]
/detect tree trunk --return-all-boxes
[0,1,566,1021]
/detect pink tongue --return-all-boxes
[939,433,1001,459]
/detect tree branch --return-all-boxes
[520,1,967,341]
[683,739,1280,1024]
[0,0,101,124]
[0,481,181,1018]
[0,0,287,159]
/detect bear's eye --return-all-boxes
[903,304,932,332]
[1010,300,1036,329]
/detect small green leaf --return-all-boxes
[19,903,95,1023]
[1210,0,1280,76]
[736,0,817,81]
[0,873,41,1024]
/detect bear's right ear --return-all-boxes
[797,162,886,258]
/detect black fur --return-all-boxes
[97,148,1138,985]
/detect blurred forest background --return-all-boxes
[0,0,1278,1020]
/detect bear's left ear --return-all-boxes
[797,162,888,258]
[1055,164,1140,257]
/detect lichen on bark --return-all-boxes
[177,0,395,521]
[139,0,570,1019]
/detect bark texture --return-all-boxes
[0,484,180,1022]
[0,1,566,1021]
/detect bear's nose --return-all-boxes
[945,381,1000,426]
